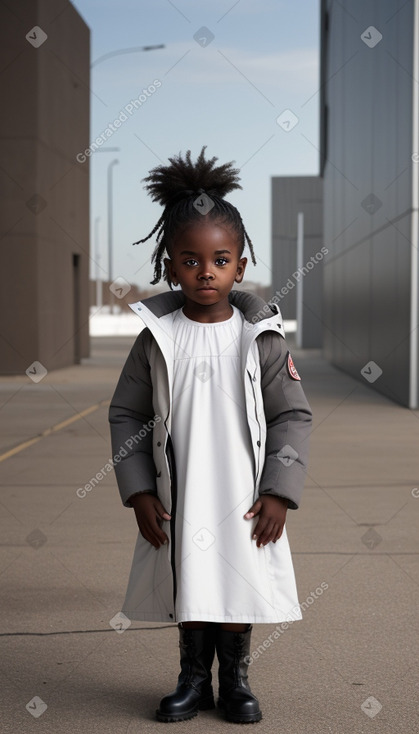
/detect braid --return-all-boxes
[132,146,257,287]
[132,211,167,285]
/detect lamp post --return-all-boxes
[107,158,119,313]
[94,216,102,308]
[91,45,164,315]
[91,44,165,68]
[296,212,304,348]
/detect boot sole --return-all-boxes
[224,712,262,724]
[156,709,198,722]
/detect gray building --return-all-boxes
[320,0,419,407]
[0,0,90,374]
[271,176,324,348]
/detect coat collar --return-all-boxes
[128,290,285,430]
[129,289,285,337]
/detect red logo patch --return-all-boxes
[287,352,301,381]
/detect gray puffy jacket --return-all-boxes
[109,289,312,512]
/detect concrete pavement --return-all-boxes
[0,335,418,733]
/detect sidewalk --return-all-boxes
[0,335,418,733]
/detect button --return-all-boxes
[157,441,161,446]
[257,440,261,447]
[253,376,257,382]
[169,613,174,619]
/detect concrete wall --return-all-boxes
[321,0,419,407]
[271,176,324,348]
[0,0,90,374]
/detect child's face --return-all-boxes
[163,220,247,308]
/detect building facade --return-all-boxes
[271,176,324,348]
[0,0,90,374]
[320,0,419,407]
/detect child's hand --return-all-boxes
[244,495,288,548]
[130,493,171,549]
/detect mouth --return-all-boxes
[197,287,217,292]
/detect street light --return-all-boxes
[107,158,119,313]
[296,212,304,348]
[94,216,102,308]
[92,45,164,314]
[91,44,165,69]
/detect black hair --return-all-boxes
[133,146,257,288]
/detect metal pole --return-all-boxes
[409,0,419,408]
[94,216,102,308]
[296,212,304,348]
[107,159,119,314]
[91,44,165,69]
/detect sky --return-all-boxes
[70,0,320,290]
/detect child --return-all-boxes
[109,147,312,724]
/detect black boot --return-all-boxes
[215,625,262,723]
[156,624,216,722]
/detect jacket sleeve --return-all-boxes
[257,332,312,509]
[108,328,158,507]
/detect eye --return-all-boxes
[215,257,229,266]
[184,259,198,267]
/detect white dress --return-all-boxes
[156,304,301,624]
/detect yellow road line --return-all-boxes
[0,399,110,463]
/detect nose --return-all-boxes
[198,267,214,280]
